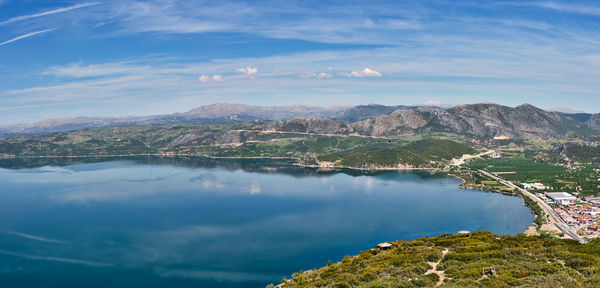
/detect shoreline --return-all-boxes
[2,154,534,234]
[450,170,540,235]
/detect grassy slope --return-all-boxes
[278,231,600,288]
[0,125,476,168]
[317,139,476,168]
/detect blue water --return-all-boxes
[0,157,533,287]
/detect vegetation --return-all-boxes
[277,231,600,288]
[465,153,600,197]
[0,125,476,169]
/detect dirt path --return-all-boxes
[425,248,450,286]
[452,150,495,166]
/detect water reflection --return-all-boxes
[0,157,534,288]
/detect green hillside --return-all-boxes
[276,231,600,288]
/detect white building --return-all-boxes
[522,183,546,190]
[545,192,577,205]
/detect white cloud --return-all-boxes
[0,29,56,46]
[341,68,382,77]
[0,2,100,26]
[235,66,258,79]
[317,72,332,78]
[198,74,223,83]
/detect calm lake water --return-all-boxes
[0,157,534,288]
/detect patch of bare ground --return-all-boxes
[425,248,450,287]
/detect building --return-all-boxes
[522,183,546,190]
[583,196,600,203]
[376,242,393,250]
[545,192,577,205]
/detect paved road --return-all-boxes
[477,169,587,244]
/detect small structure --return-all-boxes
[583,196,600,203]
[376,242,393,250]
[457,230,471,235]
[545,192,577,205]
[482,267,497,276]
[522,183,546,190]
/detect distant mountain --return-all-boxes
[258,103,598,140]
[560,112,600,131]
[178,103,349,121]
[0,103,350,135]
[333,104,418,123]
[586,114,600,130]
[353,103,598,139]
[1,103,598,140]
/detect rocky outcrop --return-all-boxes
[586,114,600,130]
[254,118,355,135]
[350,103,595,139]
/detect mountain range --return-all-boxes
[1,103,599,140]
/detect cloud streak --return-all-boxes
[513,2,600,16]
[0,28,56,46]
[0,249,112,267]
[4,230,68,244]
[0,2,101,26]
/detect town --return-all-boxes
[522,183,600,239]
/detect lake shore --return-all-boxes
[1,154,535,235]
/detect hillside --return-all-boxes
[1,103,597,140]
[276,231,600,288]
[0,123,476,169]
[351,104,597,139]
[333,104,419,123]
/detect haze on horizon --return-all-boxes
[1,0,599,125]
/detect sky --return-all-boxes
[1,0,599,125]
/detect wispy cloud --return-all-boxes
[0,2,101,26]
[43,62,149,78]
[0,28,56,46]
[513,2,600,16]
[198,74,223,83]
[4,230,68,244]
[0,249,112,267]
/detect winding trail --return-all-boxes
[425,248,450,287]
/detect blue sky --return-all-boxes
[1,0,600,125]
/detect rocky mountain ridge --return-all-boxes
[1,103,598,140]
[251,103,599,140]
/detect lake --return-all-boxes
[0,157,534,288]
